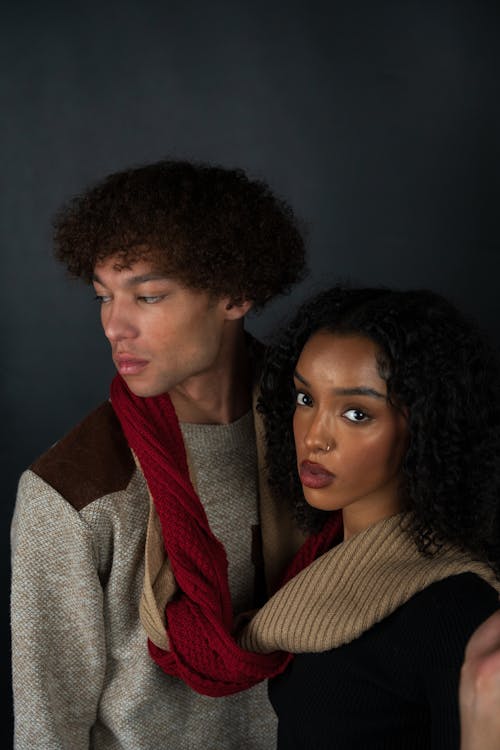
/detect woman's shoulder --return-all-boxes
[410,572,498,610]
[398,572,499,652]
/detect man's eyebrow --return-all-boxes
[293,371,385,400]
[92,272,168,286]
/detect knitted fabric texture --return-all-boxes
[110,374,342,696]
[240,513,500,655]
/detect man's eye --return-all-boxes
[94,295,111,304]
[343,408,370,423]
[138,296,164,304]
[296,391,312,407]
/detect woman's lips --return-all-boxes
[299,460,335,489]
[114,357,149,375]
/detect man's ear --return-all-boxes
[223,298,253,320]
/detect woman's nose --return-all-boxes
[303,415,335,454]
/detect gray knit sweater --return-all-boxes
[11,403,302,749]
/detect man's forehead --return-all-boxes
[92,255,168,284]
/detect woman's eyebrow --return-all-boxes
[293,370,309,386]
[333,386,386,400]
[293,372,385,400]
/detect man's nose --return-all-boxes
[101,302,138,343]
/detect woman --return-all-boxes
[240,286,500,749]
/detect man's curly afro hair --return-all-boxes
[53,159,307,309]
[259,285,500,577]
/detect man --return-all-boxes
[460,609,500,750]
[11,160,307,749]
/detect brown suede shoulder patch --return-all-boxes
[31,402,135,511]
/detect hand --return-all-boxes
[460,609,500,750]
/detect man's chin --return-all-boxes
[122,377,169,399]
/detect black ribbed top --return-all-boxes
[269,573,499,749]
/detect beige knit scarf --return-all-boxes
[239,513,500,654]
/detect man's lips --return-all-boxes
[114,355,149,375]
[299,460,335,489]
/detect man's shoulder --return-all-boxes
[30,402,135,510]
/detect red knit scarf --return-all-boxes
[110,374,342,696]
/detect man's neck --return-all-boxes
[169,323,253,425]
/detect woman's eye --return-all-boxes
[296,391,312,407]
[343,408,370,423]
[94,294,111,304]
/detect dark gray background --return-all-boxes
[2,0,499,744]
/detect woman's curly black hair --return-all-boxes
[259,285,500,576]
[53,159,307,309]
